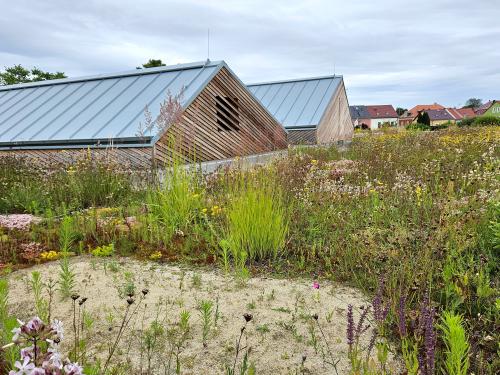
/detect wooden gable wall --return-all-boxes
[153,67,288,164]
[316,80,353,144]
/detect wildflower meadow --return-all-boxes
[0,126,498,374]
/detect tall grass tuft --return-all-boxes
[58,215,77,299]
[226,181,289,265]
[0,279,17,370]
[146,160,202,244]
[439,311,470,375]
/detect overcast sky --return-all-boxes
[1,0,498,108]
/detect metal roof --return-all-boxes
[0,60,224,148]
[349,105,371,119]
[247,75,342,129]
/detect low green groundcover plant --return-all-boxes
[0,126,498,374]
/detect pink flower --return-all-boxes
[64,362,84,375]
[24,317,44,334]
[8,356,34,375]
[313,281,320,289]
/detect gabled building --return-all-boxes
[399,103,445,126]
[349,105,398,129]
[247,75,353,145]
[446,107,475,121]
[0,60,288,167]
[479,100,500,117]
[349,105,371,129]
[426,109,455,126]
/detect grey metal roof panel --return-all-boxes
[349,105,371,119]
[0,60,223,146]
[247,76,342,129]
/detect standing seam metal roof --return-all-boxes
[247,76,342,129]
[0,60,224,148]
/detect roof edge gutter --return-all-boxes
[0,136,153,151]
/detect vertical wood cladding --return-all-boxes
[0,67,288,168]
[154,67,288,164]
[316,81,354,144]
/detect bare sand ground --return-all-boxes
[7,257,400,374]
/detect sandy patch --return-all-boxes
[6,257,399,374]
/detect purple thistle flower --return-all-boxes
[346,304,354,350]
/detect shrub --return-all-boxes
[472,115,500,127]
[406,122,431,131]
[457,117,475,127]
[91,243,114,257]
[458,115,500,127]
[225,182,289,265]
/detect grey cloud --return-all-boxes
[0,0,498,108]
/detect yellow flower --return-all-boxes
[149,251,162,261]
[202,208,208,214]
[192,193,200,199]
[211,205,222,216]
[40,251,60,261]
[311,159,318,165]
[415,185,423,206]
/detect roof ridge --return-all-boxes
[0,60,224,91]
[247,74,342,87]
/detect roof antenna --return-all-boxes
[207,28,210,63]
[333,63,336,77]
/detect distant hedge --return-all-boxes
[407,122,431,131]
[458,115,500,127]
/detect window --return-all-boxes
[216,95,240,131]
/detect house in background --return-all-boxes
[446,107,476,122]
[349,105,398,129]
[247,75,353,145]
[479,100,500,117]
[426,109,455,126]
[349,105,371,129]
[456,107,476,118]
[399,103,445,126]
[0,60,288,167]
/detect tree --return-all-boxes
[137,59,166,69]
[464,98,482,109]
[396,107,407,116]
[417,111,431,126]
[0,64,66,86]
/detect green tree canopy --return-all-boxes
[417,111,431,125]
[137,59,166,69]
[464,98,482,109]
[396,107,407,116]
[0,64,66,86]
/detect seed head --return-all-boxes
[312,313,319,321]
[142,289,149,296]
[79,297,88,305]
[71,294,80,301]
[243,313,253,322]
[127,297,135,305]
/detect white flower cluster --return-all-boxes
[9,317,83,375]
